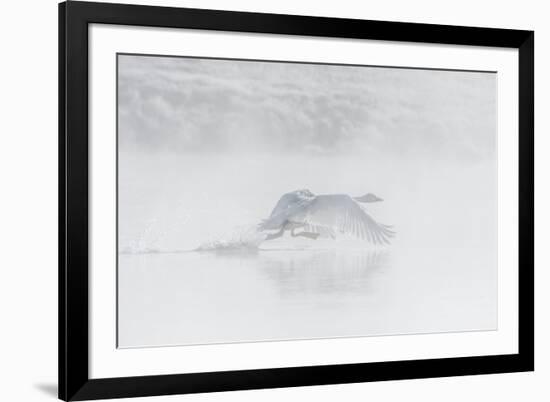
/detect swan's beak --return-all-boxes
[355,194,383,203]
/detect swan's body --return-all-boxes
[259,189,395,245]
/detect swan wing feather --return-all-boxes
[291,195,395,244]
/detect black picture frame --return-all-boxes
[59,1,534,400]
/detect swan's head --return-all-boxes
[354,193,383,203]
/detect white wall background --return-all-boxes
[0,0,545,401]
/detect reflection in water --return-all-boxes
[194,247,389,296]
[258,250,389,296]
[118,246,496,348]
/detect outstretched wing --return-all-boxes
[290,195,395,244]
[260,192,312,231]
[268,192,303,218]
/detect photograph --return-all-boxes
[117,54,498,348]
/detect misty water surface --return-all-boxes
[117,153,497,348]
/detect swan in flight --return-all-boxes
[259,189,395,245]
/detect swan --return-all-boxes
[258,189,395,245]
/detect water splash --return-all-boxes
[119,218,165,255]
[195,225,267,252]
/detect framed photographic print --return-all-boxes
[59,1,534,400]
